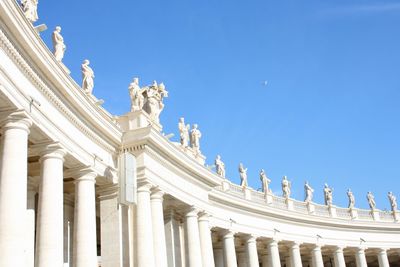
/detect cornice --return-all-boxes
[0,1,121,153]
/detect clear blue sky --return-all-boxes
[38,0,400,209]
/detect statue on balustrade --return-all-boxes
[281,176,291,198]
[239,163,248,187]
[129,78,144,112]
[21,0,38,23]
[260,169,271,194]
[142,81,169,123]
[367,191,376,211]
[347,189,355,209]
[190,124,202,153]
[324,183,333,206]
[388,192,397,212]
[52,26,66,62]
[215,155,226,178]
[178,117,190,147]
[304,181,314,203]
[81,60,94,94]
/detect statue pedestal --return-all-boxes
[265,193,273,204]
[328,205,337,218]
[372,210,380,221]
[307,202,315,214]
[350,208,358,219]
[286,199,294,211]
[244,187,251,200]
[222,180,230,191]
[118,110,162,132]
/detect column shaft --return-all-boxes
[377,249,389,267]
[267,239,281,267]
[73,171,98,267]
[136,182,155,267]
[354,248,367,267]
[214,248,224,267]
[35,144,66,267]
[333,247,346,267]
[150,188,168,267]
[311,245,324,267]
[26,188,36,267]
[289,243,303,267]
[198,212,216,267]
[0,112,31,267]
[246,236,259,267]
[185,207,203,267]
[223,230,238,267]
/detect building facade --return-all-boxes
[0,1,399,267]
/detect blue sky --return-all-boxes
[38,0,400,209]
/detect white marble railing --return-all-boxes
[215,180,399,223]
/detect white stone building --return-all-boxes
[0,1,399,267]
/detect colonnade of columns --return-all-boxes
[0,111,98,267]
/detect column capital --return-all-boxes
[244,234,258,243]
[355,246,367,252]
[221,229,236,239]
[378,248,388,253]
[137,179,153,192]
[198,211,211,222]
[0,110,32,133]
[289,241,303,247]
[75,169,97,183]
[334,246,346,252]
[267,238,280,246]
[150,186,165,201]
[34,142,66,162]
[185,206,200,217]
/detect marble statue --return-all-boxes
[239,163,248,187]
[215,155,225,178]
[21,0,38,23]
[190,124,201,153]
[324,183,333,206]
[259,169,271,194]
[142,81,168,123]
[178,118,190,147]
[304,181,314,203]
[347,189,355,209]
[81,60,94,94]
[367,192,376,210]
[281,176,291,198]
[129,78,144,112]
[388,192,397,212]
[52,26,66,62]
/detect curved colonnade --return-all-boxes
[0,1,399,267]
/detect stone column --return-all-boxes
[150,187,168,267]
[354,247,367,267]
[99,185,130,267]
[267,239,281,267]
[35,143,66,267]
[223,230,238,267]
[289,242,303,267]
[136,181,155,267]
[198,212,216,267]
[261,253,269,267]
[333,247,346,267]
[377,248,389,267]
[214,247,224,267]
[0,111,32,267]
[238,251,248,267]
[246,235,259,267]
[164,209,183,267]
[311,245,324,267]
[63,193,74,267]
[73,170,98,267]
[185,207,203,267]
[26,184,37,267]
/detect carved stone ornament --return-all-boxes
[282,176,291,198]
[21,0,39,23]
[239,163,248,187]
[324,183,333,206]
[81,59,94,94]
[178,117,190,147]
[52,26,66,62]
[215,155,226,178]
[260,169,271,194]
